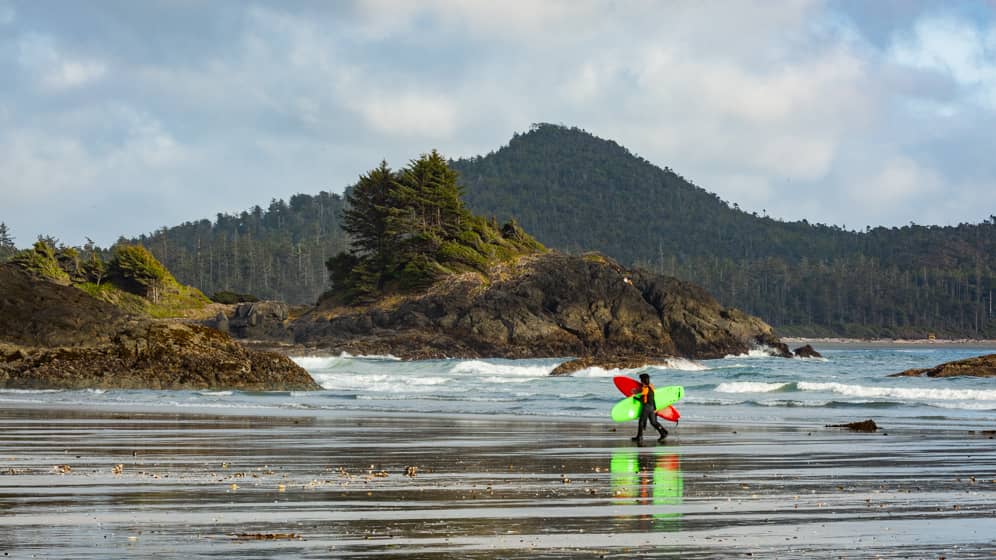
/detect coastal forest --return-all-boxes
[451,125,996,338]
[3,125,992,338]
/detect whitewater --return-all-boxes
[2,345,995,430]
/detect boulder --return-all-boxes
[793,344,822,358]
[826,419,878,432]
[549,356,662,376]
[226,301,293,342]
[890,353,996,378]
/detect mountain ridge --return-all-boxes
[110,124,996,338]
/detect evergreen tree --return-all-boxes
[342,162,397,290]
[325,152,543,304]
[0,222,15,262]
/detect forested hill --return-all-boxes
[451,124,996,338]
[130,193,349,304]
[125,124,994,338]
[453,124,874,263]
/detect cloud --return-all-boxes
[17,34,107,90]
[856,156,941,205]
[2,1,996,246]
[889,15,996,108]
[0,103,193,244]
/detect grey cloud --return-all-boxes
[1,0,995,247]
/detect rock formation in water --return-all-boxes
[0,265,318,391]
[290,252,790,363]
[793,344,822,358]
[890,353,996,378]
[826,419,878,432]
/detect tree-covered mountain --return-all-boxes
[123,124,994,338]
[451,124,996,338]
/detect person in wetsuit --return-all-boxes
[632,372,668,442]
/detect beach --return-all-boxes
[2,403,994,558]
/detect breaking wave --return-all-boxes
[715,382,794,393]
[797,382,996,402]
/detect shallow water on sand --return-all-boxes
[1,406,994,558]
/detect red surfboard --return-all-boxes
[613,376,681,422]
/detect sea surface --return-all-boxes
[3,344,994,431]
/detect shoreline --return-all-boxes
[241,337,996,360]
[782,336,996,349]
[2,405,994,558]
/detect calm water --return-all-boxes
[2,345,994,431]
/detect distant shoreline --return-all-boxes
[783,337,996,349]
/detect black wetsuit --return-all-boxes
[634,383,668,441]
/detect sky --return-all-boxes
[2,0,996,247]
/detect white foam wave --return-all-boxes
[724,347,780,359]
[312,373,449,392]
[199,391,233,397]
[334,351,401,361]
[715,382,790,393]
[292,356,344,370]
[86,388,106,395]
[450,360,553,377]
[572,366,642,378]
[292,353,401,370]
[0,389,62,394]
[658,358,708,371]
[930,401,996,411]
[481,376,537,384]
[797,382,996,401]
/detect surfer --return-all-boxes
[632,372,668,442]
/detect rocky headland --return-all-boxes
[0,265,318,391]
[890,353,996,378]
[281,252,791,365]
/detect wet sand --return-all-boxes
[1,405,994,558]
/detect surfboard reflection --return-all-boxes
[610,449,683,526]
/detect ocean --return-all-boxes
[3,344,994,431]
[3,343,996,557]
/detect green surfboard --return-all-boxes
[655,385,684,407]
[611,396,642,422]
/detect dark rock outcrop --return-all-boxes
[0,266,130,347]
[550,356,659,376]
[292,252,789,361]
[826,419,878,432]
[212,301,293,342]
[793,344,822,358]
[0,265,318,391]
[890,354,996,378]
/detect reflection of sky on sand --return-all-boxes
[610,449,683,527]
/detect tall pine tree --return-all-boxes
[0,222,15,262]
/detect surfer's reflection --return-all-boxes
[610,449,683,528]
